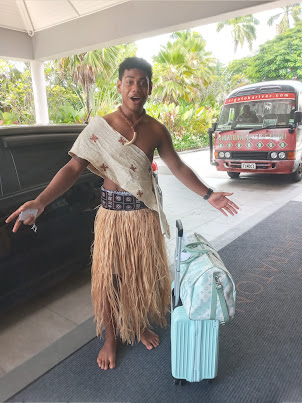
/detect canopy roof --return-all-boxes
[0,0,297,61]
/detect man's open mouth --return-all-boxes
[130,97,141,102]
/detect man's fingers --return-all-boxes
[220,203,239,216]
[5,209,22,223]
[229,206,238,215]
[229,201,240,210]
[223,197,239,211]
[226,203,238,215]
[23,216,36,226]
[6,205,38,233]
[224,206,235,216]
[212,192,239,216]
[12,219,22,233]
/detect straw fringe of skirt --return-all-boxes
[91,206,171,345]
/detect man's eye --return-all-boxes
[139,81,147,86]
[126,81,133,85]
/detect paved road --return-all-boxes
[156,149,302,267]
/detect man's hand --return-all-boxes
[5,158,88,234]
[208,192,239,216]
[5,201,45,233]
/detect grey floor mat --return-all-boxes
[7,201,302,403]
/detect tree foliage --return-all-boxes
[225,57,253,91]
[152,30,216,104]
[0,61,35,124]
[268,4,302,34]
[58,46,126,120]
[225,21,302,87]
[2,10,302,150]
[217,15,259,52]
[146,100,217,151]
[44,61,86,123]
[47,43,136,123]
[249,21,302,81]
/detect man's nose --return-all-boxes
[131,82,140,92]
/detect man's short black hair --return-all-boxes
[119,57,152,81]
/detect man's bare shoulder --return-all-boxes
[102,111,119,126]
[146,114,169,137]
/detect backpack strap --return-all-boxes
[210,273,230,324]
[183,242,221,261]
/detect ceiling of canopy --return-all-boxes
[0,0,297,61]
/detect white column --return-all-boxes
[30,60,49,124]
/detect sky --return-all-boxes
[135,7,292,66]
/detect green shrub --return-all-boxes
[146,101,218,151]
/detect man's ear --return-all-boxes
[148,81,153,96]
[117,79,122,94]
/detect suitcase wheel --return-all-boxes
[174,378,186,386]
[207,379,214,384]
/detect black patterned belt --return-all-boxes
[101,186,147,211]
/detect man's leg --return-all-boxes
[97,294,117,370]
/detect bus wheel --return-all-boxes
[227,172,240,179]
[291,163,302,182]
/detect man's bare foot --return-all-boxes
[97,337,117,370]
[141,329,160,350]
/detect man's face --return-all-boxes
[117,68,152,112]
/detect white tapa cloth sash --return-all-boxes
[69,116,170,237]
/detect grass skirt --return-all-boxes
[91,207,171,344]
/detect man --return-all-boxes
[237,104,258,123]
[6,57,239,371]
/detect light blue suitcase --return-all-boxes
[171,220,219,384]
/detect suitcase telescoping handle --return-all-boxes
[174,220,183,307]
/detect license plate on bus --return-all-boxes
[241,163,256,169]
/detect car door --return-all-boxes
[0,128,103,313]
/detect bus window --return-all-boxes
[218,98,295,129]
[218,106,235,126]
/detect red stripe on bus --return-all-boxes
[225,93,295,104]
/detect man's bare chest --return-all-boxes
[118,128,159,162]
[104,117,160,162]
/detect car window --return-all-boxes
[0,144,20,197]
[10,140,73,190]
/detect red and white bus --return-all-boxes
[208,80,302,181]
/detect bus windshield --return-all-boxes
[217,98,295,131]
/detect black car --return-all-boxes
[0,125,103,314]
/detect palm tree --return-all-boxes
[152,43,196,103]
[152,30,216,104]
[267,4,302,34]
[217,15,260,53]
[172,30,216,87]
[60,47,120,120]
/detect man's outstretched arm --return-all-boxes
[157,126,239,216]
[6,156,89,232]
